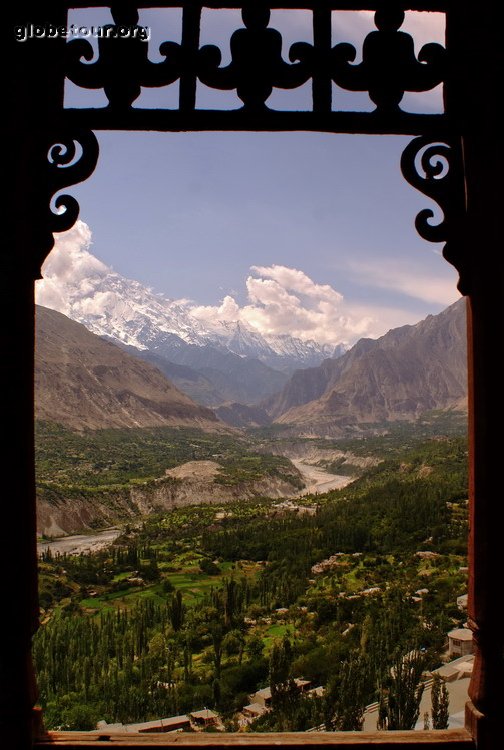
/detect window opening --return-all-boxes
[8,3,496,748]
[33,129,468,737]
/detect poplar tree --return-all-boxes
[325,654,369,731]
[431,674,450,729]
[169,590,185,632]
[377,649,426,730]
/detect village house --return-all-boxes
[242,703,267,721]
[448,627,474,658]
[415,550,440,559]
[189,708,220,729]
[249,678,312,709]
[361,587,381,596]
[307,686,325,698]
[311,553,348,575]
[294,678,312,693]
[251,687,272,708]
[270,500,317,516]
[96,715,191,734]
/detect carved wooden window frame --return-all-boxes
[3,2,503,749]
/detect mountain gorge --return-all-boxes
[34,306,307,536]
[135,339,289,406]
[267,299,467,435]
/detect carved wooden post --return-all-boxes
[3,6,68,748]
[0,271,39,749]
[447,4,504,749]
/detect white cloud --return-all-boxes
[191,263,383,346]
[36,221,108,315]
[343,257,460,307]
[37,221,457,351]
[342,301,439,337]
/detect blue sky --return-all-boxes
[41,8,460,347]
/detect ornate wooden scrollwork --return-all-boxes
[46,129,99,235]
[400,136,468,294]
[63,2,447,121]
[66,4,182,109]
[198,4,311,111]
[332,7,445,112]
[29,129,99,277]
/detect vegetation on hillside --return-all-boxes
[35,421,302,496]
[34,436,469,732]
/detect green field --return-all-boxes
[34,434,469,732]
[36,421,302,495]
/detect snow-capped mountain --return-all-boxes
[37,240,340,374]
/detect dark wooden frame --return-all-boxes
[2,2,503,748]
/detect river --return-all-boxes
[36,463,349,555]
[37,527,122,557]
[291,459,353,496]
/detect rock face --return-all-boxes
[37,234,337,406]
[35,305,222,432]
[36,465,302,537]
[268,299,467,434]
[214,402,272,429]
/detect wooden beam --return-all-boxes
[62,108,449,136]
[35,728,474,748]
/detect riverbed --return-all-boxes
[291,459,353,496]
[36,463,350,555]
[37,527,122,557]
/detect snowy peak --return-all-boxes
[37,236,341,374]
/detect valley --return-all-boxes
[35,422,305,537]
[290,460,353,495]
[32,294,471,735]
[34,435,469,733]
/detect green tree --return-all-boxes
[377,649,426,730]
[269,636,298,715]
[431,674,450,729]
[246,634,265,661]
[325,654,369,731]
[213,678,221,709]
[161,578,174,594]
[169,590,185,632]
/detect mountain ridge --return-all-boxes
[265,299,467,435]
[37,243,345,406]
[35,305,224,432]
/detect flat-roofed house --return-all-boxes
[189,709,219,727]
[96,715,191,734]
[252,687,272,708]
[242,703,267,720]
[448,627,474,658]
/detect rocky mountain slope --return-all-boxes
[36,467,302,537]
[37,239,339,406]
[35,306,222,431]
[267,299,467,434]
[137,340,289,405]
[214,402,272,429]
